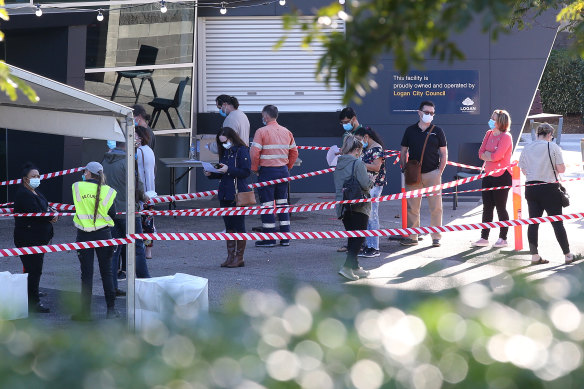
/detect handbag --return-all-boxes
[234,148,256,207]
[340,160,368,218]
[404,125,434,185]
[547,142,570,207]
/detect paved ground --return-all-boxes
[1,135,583,324]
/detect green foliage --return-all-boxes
[539,49,584,115]
[1,273,584,388]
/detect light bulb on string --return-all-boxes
[339,0,345,4]
[160,0,167,13]
[35,4,42,17]
[97,9,104,21]
[279,0,286,5]
[220,2,227,14]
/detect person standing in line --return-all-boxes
[132,104,156,151]
[334,135,373,281]
[136,126,156,259]
[205,127,252,268]
[250,104,298,247]
[339,107,363,144]
[472,109,514,248]
[518,123,576,265]
[102,141,151,296]
[72,162,119,320]
[207,94,251,154]
[13,163,57,313]
[399,100,448,247]
[354,127,386,258]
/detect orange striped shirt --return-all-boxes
[250,121,298,171]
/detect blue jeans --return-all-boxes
[258,166,290,240]
[111,216,150,290]
[365,185,383,250]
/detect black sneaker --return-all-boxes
[117,271,126,280]
[255,240,277,247]
[357,247,366,256]
[361,248,380,258]
[30,302,50,313]
[280,240,290,246]
[115,289,126,297]
[432,239,441,247]
[106,308,120,319]
[400,238,419,246]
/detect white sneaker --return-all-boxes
[471,238,489,247]
[493,238,508,248]
[338,267,359,281]
[353,267,370,279]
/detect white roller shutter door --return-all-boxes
[199,16,344,112]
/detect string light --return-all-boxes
[97,9,104,21]
[160,0,167,13]
[279,0,286,5]
[35,4,42,17]
[220,2,227,14]
[339,0,345,4]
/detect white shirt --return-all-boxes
[137,145,156,192]
[518,140,564,183]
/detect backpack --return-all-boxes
[340,160,367,218]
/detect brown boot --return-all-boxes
[221,236,237,267]
[227,240,246,268]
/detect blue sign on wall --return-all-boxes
[390,70,480,114]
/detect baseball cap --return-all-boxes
[85,161,103,175]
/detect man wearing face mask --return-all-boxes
[339,107,363,144]
[250,104,298,247]
[399,100,448,247]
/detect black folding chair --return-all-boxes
[148,77,190,129]
[453,142,483,210]
[110,45,159,104]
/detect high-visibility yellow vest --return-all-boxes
[72,181,117,232]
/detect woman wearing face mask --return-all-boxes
[135,126,156,259]
[13,163,57,313]
[205,127,252,268]
[472,110,513,248]
[354,127,386,258]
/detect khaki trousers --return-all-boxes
[405,168,443,240]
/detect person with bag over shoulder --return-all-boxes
[334,135,373,281]
[400,100,447,248]
[518,123,577,265]
[205,127,252,268]
[72,161,119,320]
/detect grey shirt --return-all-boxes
[223,109,250,145]
[518,140,564,183]
[334,154,373,218]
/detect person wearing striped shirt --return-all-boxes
[250,105,298,247]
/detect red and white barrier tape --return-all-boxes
[0,167,84,187]
[2,212,582,258]
[147,167,336,205]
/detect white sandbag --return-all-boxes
[135,273,208,330]
[0,271,28,320]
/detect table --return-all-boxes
[159,158,204,209]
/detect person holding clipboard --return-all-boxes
[204,127,253,268]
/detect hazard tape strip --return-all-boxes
[0,167,84,187]
[147,167,335,205]
[1,212,582,257]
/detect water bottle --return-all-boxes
[189,142,196,160]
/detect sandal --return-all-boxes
[565,253,582,264]
[531,258,550,265]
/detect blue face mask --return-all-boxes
[28,178,41,189]
[107,140,117,150]
[342,122,353,131]
[81,174,86,181]
[262,119,267,126]
[219,108,227,118]
[362,141,368,148]
[134,119,140,127]
[488,119,496,129]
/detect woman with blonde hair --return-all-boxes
[472,109,513,248]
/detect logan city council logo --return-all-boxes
[460,97,477,112]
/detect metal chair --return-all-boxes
[110,45,159,104]
[453,142,483,210]
[148,77,190,129]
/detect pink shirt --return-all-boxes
[478,130,513,177]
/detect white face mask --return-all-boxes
[222,141,233,149]
[421,113,434,124]
[28,178,41,189]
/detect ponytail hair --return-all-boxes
[216,94,239,109]
[89,170,106,225]
[354,126,384,148]
[229,96,239,109]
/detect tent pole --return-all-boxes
[125,115,136,331]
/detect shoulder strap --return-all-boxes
[547,142,559,182]
[419,124,435,166]
[234,147,239,195]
